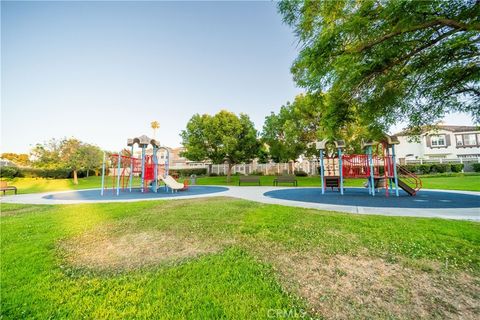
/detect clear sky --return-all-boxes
[1,1,474,154]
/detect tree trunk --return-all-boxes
[226,163,234,183]
[86,168,89,178]
[73,169,78,185]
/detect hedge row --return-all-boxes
[0,166,95,179]
[472,163,480,172]
[169,168,207,177]
[402,163,464,174]
[208,171,309,177]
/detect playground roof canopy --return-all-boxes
[315,134,399,151]
[127,135,160,148]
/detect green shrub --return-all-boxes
[18,167,71,179]
[251,171,264,176]
[294,170,308,177]
[431,163,450,173]
[472,163,480,172]
[450,163,464,173]
[209,172,218,177]
[0,166,18,179]
[403,164,418,173]
[403,163,468,174]
[418,164,432,174]
[170,168,207,177]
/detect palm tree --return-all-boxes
[151,121,160,138]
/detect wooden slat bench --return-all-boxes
[1,181,17,195]
[239,176,261,186]
[273,176,297,186]
[324,176,340,191]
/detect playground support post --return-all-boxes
[320,150,325,194]
[153,146,158,193]
[383,143,389,198]
[392,144,399,197]
[338,148,344,195]
[165,148,170,177]
[100,151,106,196]
[163,148,170,192]
[116,152,121,196]
[386,147,392,192]
[128,145,134,192]
[140,146,146,193]
[368,146,375,196]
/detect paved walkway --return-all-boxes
[2,186,479,221]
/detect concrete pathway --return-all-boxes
[1,186,479,221]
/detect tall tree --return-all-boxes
[30,139,63,169]
[278,0,479,136]
[151,121,160,139]
[31,138,104,183]
[80,144,103,177]
[262,93,368,160]
[181,110,260,182]
[256,144,270,164]
[0,153,30,167]
[60,138,84,185]
[262,93,322,162]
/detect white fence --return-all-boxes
[169,157,480,175]
[403,158,480,164]
[173,161,320,176]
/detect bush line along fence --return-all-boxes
[2,159,479,179]
[176,158,479,176]
[0,167,96,179]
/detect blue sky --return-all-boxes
[1,1,474,153]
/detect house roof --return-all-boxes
[394,125,479,136]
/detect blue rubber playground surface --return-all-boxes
[43,186,228,201]
[264,188,480,209]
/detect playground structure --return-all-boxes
[100,135,187,196]
[317,135,422,197]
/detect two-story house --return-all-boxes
[394,125,480,161]
[139,146,208,169]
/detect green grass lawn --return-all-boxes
[4,176,103,194]
[1,198,479,319]
[2,172,479,195]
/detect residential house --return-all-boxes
[394,125,480,162]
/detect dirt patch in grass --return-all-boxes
[257,247,479,319]
[60,228,231,271]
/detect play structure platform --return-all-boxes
[317,135,422,197]
[101,135,188,196]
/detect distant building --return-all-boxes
[394,125,480,161]
[139,146,207,168]
[0,158,17,167]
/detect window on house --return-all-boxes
[456,135,463,146]
[463,134,477,146]
[430,135,446,147]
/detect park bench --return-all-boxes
[239,176,261,186]
[273,175,298,186]
[324,176,340,191]
[0,181,17,195]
